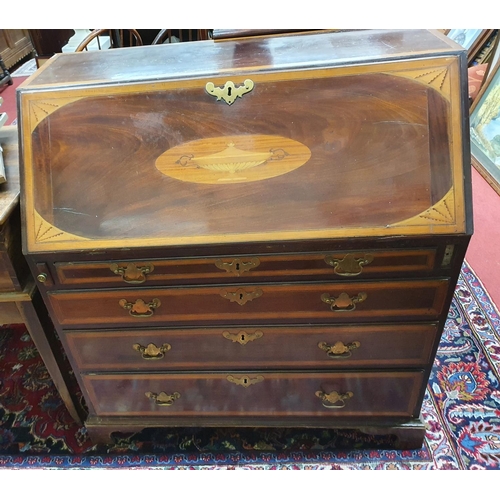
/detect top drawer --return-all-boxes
[51,248,437,288]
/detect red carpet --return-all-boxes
[0,76,27,125]
[465,168,500,308]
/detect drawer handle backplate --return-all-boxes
[110,263,154,284]
[145,391,180,406]
[119,298,161,317]
[324,253,373,276]
[318,340,361,358]
[215,257,260,276]
[133,342,171,359]
[205,79,254,105]
[321,292,367,312]
[227,375,264,388]
[315,390,353,409]
[223,330,263,345]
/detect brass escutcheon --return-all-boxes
[324,253,374,276]
[110,262,154,284]
[223,330,264,345]
[441,244,454,267]
[205,79,254,105]
[220,288,263,306]
[133,342,171,360]
[119,298,161,317]
[215,257,260,276]
[226,375,264,388]
[315,390,354,409]
[145,391,180,406]
[321,292,367,312]
[318,341,361,358]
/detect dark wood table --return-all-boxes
[0,125,82,424]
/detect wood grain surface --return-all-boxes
[83,371,424,418]
[63,323,438,371]
[22,30,459,89]
[28,73,450,241]
[47,279,450,328]
[53,248,437,288]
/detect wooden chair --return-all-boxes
[151,29,211,44]
[75,29,143,52]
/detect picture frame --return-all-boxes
[483,33,500,82]
[470,61,500,194]
[447,29,494,63]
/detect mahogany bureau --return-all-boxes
[17,29,472,447]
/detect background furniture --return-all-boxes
[0,126,82,425]
[152,29,211,44]
[28,29,75,67]
[0,30,33,70]
[17,30,471,446]
[0,56,12,88]
[0,29,33,86]
[75,29,143,52]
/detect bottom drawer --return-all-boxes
[83,371,424,418]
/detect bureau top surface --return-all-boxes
[21,30,460,90]
[18,30,471,254]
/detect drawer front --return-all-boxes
[53,248,437,288]
[65,324,438,371]
[48,279,450,328]
[83,371,425,418]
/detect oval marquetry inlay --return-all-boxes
[155,134,311,184]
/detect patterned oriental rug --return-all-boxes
[0,262,499,469]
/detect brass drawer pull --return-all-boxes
[133,342,171,359]
[324,253,373,276]
[318,341,361,358]
[205,79,254,105]
[110,262,154,284]
[223,330,263,345]
[145,391,180,406]
[315,390,353,409]
[220,288,263,305]
[321,292,367,312]
[119,298,161,317]
[215,257,260,276]
[226,375,264,387]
